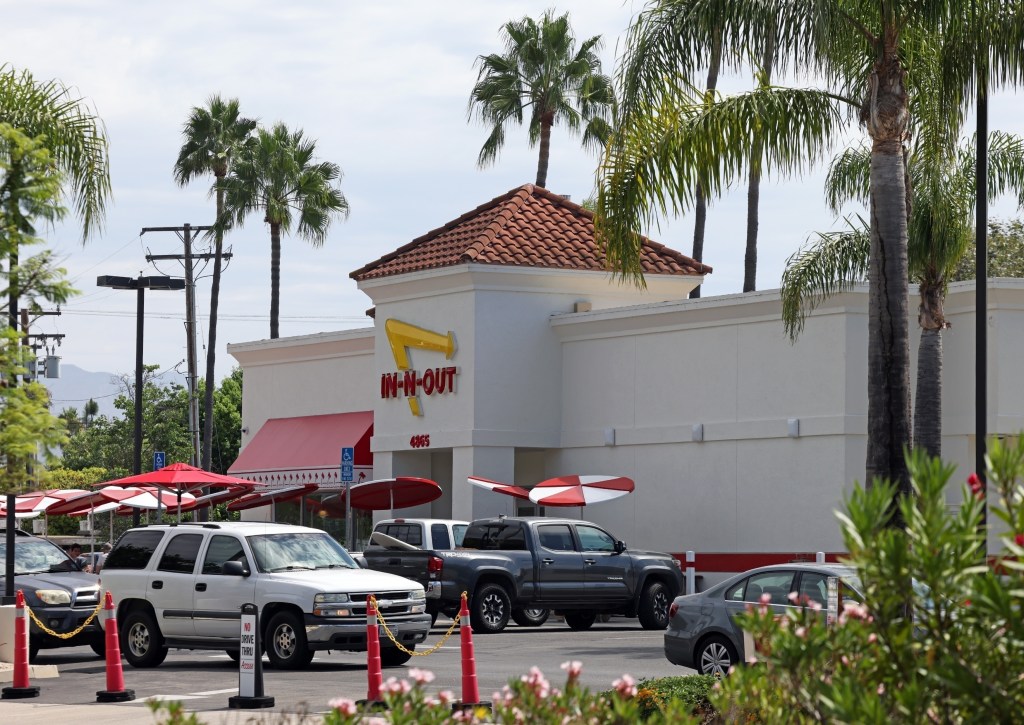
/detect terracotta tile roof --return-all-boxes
[350,184,712,281]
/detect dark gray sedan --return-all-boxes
[663,563,863,676]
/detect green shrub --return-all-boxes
[712,438,1024,723]
[635,675,717,720]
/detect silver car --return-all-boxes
[663,563,863,676]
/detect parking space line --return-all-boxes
[190,688,238,696]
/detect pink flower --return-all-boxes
[787,591,800,604]
[612,674,637,698]
[967,473,984,498]
[1015,533,1024,547]
[438,690,455,705]
[521,666,550,698]
[759,592,772,604]
[560,660,583,680]
[868,633,877,644]
[795,626,807,639]
[328,698,358,716]
[408,667,435,685]
[383,676,411,695]
[877,683,885,695]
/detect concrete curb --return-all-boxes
[0,663,59,682]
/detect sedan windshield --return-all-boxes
[0,539,77,574]
[246,532,357,573]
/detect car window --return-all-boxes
[725,578,747,601]
[743,571,796,603]
[462,523,527,550]
[0,537,76,574]
[575,525,615,552]
[797,572,829,606]
[247,532,358,572]
[379,524,423,547]
[104,530,166,570]
[202,535,249,575]
[157,533,203,574]
[537,524,576,551]
[430,524,451,549]
[452,524,467,547]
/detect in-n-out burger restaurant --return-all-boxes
[227,184,1024,587]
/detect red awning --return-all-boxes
[228,411,373,487]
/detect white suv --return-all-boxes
[100,521,430,669]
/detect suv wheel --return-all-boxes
[470,583,510,633]
[564,611,597,631]
[266,611,314,669]
[380,646,414,667]
[121,609,168,668]
[638,581,671,629]
[511,607,550,627]
[90,639,106,658]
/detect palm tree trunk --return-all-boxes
[690,29,723,300]
[201,184,224,472]
[536,114,554,188]
[744,31,776,293]
[270,220,282,339]
[864,47,912,502]
[914,327,942,459]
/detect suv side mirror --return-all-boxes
[221,560,250,577]
[614,540,627,554]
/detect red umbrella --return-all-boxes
[528,475,635,507]
[190,488,250,510]
[0,489,88,515]
[96,462,257,495]
[227,484,318,512]
[347,477,442,510]
[467,476,531,500]
[46,487,141,516]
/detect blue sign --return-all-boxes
[153,451,166,470]
[341,447,354,481]
[341,464,354,482]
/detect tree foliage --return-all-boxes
[713,440,1024,722]
[952,218,1024,281]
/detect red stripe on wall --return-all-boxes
[672,552,848,572]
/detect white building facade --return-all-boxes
[228,185,1024,582]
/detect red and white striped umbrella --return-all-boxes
[0,489,88,516]
[467,476,531,501]
[48,486,196,516]
[528,475,635,507]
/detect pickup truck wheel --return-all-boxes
[471,583,511,633]
[380,646,414,667]
[90,639,106,658]
[638,581,671,630]
[225,649,240,662]
[511,607,550,627]
[121,609,168,668]
[29,637,40,663]
[266,611,315,669]
[564,611,597,631]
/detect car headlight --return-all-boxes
[313,592,352,617]
[34,589,71,606]
[411,589,425,601]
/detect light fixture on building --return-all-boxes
[692,423,704,442]
[788,418,800,438]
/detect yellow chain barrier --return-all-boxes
[26,599,104,640]
[370,592,467,657]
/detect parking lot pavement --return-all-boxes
[0,617,692,724]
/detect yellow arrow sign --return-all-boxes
[384,319,456,416]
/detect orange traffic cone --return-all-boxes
[357,595,385,709]
[96,591,135,702]
[2,590,40,699]
[455,591,490,712]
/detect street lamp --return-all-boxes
[97,275,185,525]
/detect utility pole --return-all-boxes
[142,224,214,468]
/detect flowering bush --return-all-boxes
[320,662,704,724]
[712,438,1024,723]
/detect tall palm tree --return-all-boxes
[173,95,256,472]
[782,130,1024,460]
[597,0,1024,497]
[0,65,110,241]
[467,9,614,189]
[221,123,349,339]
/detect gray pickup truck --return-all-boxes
[362,516,684,633]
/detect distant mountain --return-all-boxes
[42,364,186,419]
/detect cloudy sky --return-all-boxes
[8,1,1024,405]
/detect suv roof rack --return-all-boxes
[167,522,222,529]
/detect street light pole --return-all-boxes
[97,274,185,526]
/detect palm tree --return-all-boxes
[467,9,614,189]
[173,95,256,472]
[597,0,1024,497]
[221,123,349,339]
[781,131,1024,459]
[83,398,99,427]
[0,65,110,240]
